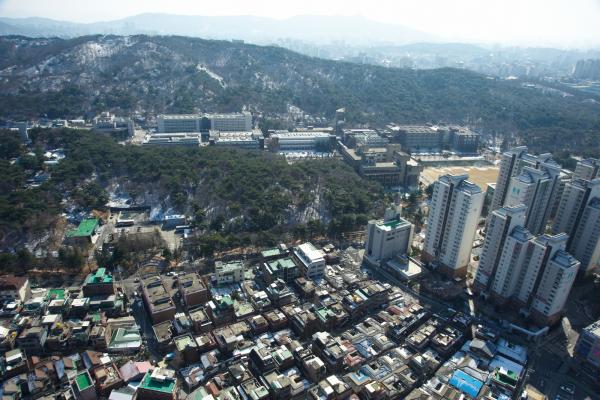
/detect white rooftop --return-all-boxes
[297,242,325,263]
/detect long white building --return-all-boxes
[267,131,335,152]
[157,112,252,133]
[364,206,414,265]
[473,204,527,292]
[422,174,484,278]
[207,112,252,131]
[157,114,203,133]
[209,130,264,149]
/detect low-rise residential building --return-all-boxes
[177,272,210,309]
[73,370,97,400]
[0,275,31,302]
[263,257,300,283]
[16,326,47,355]
[137,368,178,400]
[65,218,99,245]
[189,306,214,333]
[214,261,245,285]
[82,268,115,297]
[294,243,326,280]
[141,276,176,324]
[92,363,123,396]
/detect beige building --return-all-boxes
[422,174,484,278]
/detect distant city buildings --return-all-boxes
[422,174,484,278]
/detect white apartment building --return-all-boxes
[530,249,579,325]
[569,197,600,275]
[574,158,600,181]
[513,234,568,308]
[423,174,484,277]
[488,226,534,303]
[490,147,554,212]
[490,146,529,212]
[294,242,326,280]
[365,206,414,265]
[552,178,600,237]
[474,204,527,292]
[504,162,565,235]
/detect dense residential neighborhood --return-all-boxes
[0,109,599,400]
[1,2,600,398]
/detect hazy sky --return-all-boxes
[1,0,600,47]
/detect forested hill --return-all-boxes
[1,35,600,155]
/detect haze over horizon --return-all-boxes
[1,0,600,48]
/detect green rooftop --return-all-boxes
[316,307,336,321]
[75,372,93,391]
[493,369,518,387]
[140,371,175,394]
[261,248,283,258]
[85,268,113,284]
[381,218,409,229]
[217,295,234,308]
[267,257,297,272]
[216,261,244,273]
[66,218,99,238]
[47,288,65,300]
[89,312,102,322]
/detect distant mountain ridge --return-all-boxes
[0,34,599,156]
[0,14,437,44]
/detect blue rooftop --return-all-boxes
[449,370,483,398]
